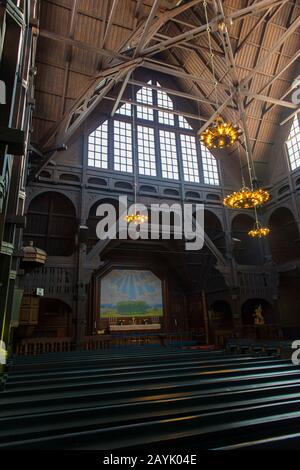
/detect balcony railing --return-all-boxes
[12,331,195,356]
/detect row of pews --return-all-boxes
[1,346,300,449]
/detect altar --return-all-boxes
[110,323,161,332]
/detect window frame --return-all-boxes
[286,114,300,173]
[86,81,220,186]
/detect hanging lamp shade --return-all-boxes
[223,187,271,209]
[200,116,242,150]
[248,221,270,238]
[125,212,148,225]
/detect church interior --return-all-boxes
[1,0,300,452]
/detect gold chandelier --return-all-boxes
[199,2,240,150]
[125,73,148,226]
[248,221,270,238]
[223,187,270,209]
[125,212,148,225]
[200,116,242,150]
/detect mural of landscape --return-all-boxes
[100,269,163,318]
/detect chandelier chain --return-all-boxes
[203,0,219,110]
[237,139,246,188]
[132,75,138,211]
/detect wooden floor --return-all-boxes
[1,347,300,449]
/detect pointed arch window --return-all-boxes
[116,102,132,117]
[157,84,175,126]
[286,114,300,171]
[137,80,154,121]
[179,115,192,130]
[87,80,220,186]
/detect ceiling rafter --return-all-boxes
[242,1,288,109]
[60,0,79,118]
[251,0,298,155]
[244,48,300,111]
[235,0,288,55]
[239,13,300,91]
[141,0,285,56]
[134,0,161,57]
[241,91,298,110]
[103,95,208,122]
[39,59,142,151]
[234,0,257,56]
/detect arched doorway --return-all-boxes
[34,298,72,338]
[269,207,300,264]
[15,297,73,340]
[241,298,274,325]
[210,300,233,329]
[204,210,226,256]
[24,192,77,256]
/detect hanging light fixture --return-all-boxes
[125,76,148,225]
[200,116,242,149]
[248,207,270,238]
[126,213,148,224]
[223,129,271,209]
[223,187,270,209]
[248,221,270,238]
[199,1,241,149]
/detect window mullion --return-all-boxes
[108,118,114,171]
[175,131,185,183]
[196,137,205,184]
[152,85,162,179]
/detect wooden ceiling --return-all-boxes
[33,0,300,175]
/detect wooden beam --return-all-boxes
[128,79,217,106]
[241,92,298,109]
[124,0,205,56]
[60,0,79,117]
[235,0,289,54]
[143,59,229,90]
[141,0,285,56]
[197,93,235,134]
[240,13,300,90]
[245,49,300,110]
[39,28,130,63]
[39,59,142,151]
[134,0,161,57]
[280,109,300,127]
[104,96,208,122]
[101,0,119,50]
[110,69,133,117]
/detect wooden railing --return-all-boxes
[214,324,284,347]
[80,335,111,350]
[14,337,73,356]
[13,332,195,356]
